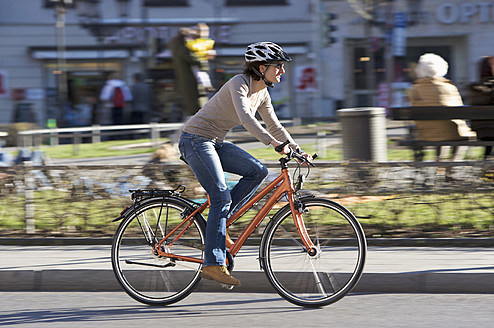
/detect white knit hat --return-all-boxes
[415,53,448,78]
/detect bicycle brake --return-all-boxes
[295,200,309,214]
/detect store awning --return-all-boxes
[30,44,308,60]
[29,45,141,60]
[157,44,308,58]
[31,49,131,60]
[215,45,308,57]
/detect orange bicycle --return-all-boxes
[111,147,366,308]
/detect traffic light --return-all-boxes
[321,13,338,47]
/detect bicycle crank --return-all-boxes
[226,250,234,272]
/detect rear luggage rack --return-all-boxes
[129,185,186,201]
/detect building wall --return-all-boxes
[2,0,494,128]
[0,0,316,127]
[329,0,494,107]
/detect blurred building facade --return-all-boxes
[338,0,493,109]
[0,0,493,128]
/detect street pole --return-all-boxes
[311,0,322,121]
[55,2,69,127]
[382,0,395,110]
[365,0,376,106]
[391,0,408,107]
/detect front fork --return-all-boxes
[287,192,317,256]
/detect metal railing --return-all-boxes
[16,122,184,149]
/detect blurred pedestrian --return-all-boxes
[169,27,204,119]
[130,73,152,124]
[99,73,132,126]
[407,53,475,161]
[185,23,216,96]
[470,56,494,159]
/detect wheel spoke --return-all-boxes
[275,225,305,248]
[111,198,205,306]
[265,249,306,260]
[261,198,366,307]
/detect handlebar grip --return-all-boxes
[274,140,290,153]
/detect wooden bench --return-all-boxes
[390,106,494,161]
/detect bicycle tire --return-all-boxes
[111,196,206,306]
[260,197,366,308]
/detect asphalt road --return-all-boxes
[0,292,492,328]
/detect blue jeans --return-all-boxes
[178,132,268,267]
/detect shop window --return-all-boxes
[352,46,452,89]
[353,47,385,90]
[144,0,188,6]
[43,0,77,9]
[226,0,287,6]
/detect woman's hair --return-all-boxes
[414,53,448,78]
[243,61,267,81]
[479,56,494,80]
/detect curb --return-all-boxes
[1,270,493,293]
[1,237,494,247]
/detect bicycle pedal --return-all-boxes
[221,283,235,290]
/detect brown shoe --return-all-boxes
[201,265,241,286]
[226,228,234,248]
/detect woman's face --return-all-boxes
[261,62,286,84]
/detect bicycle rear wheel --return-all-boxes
[260,197,366,308]
[111,196,206,306]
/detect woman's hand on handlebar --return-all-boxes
[299,152,313,164]
[272,140,315,165]
[293,149,314,165]
[271,139,290,154]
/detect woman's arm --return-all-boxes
[257,95,298,150]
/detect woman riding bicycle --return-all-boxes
[178,41,312,286]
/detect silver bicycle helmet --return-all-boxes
[245,42,292,63]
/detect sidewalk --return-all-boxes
[0,244,493,293]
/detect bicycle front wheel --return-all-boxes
[260,197,366,308]
[111,197,206,306]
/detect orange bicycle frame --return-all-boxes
[154,167,315,262]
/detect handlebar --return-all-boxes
[291,150,317,167]
[275,140,317,167]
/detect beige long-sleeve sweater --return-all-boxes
[182,74,298,149]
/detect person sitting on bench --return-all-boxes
[407,53,475,161]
